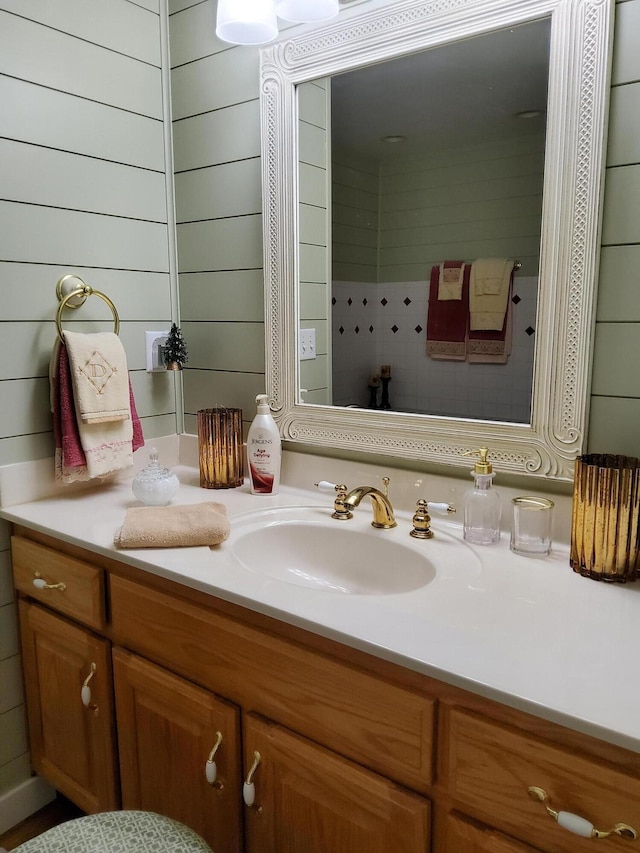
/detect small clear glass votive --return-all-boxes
[197,407,244,489]
[510,496,554,556]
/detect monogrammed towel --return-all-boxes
[51,333,144,481]
[64,330,130,423]
[114,502,230,549]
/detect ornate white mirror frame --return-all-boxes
[260,0,613,480]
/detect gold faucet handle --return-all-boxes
[332,486,353,521]
[314,481,353,520]
[410,500,456,539]
[410,499,434,539]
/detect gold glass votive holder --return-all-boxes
[197,407,244,489]
[570,454,640,582]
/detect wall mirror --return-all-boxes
[260,0,613,480]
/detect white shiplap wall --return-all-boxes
[0,0,178,829]
[589,0,640,454]
[298,79,332,404]
[169,0,266,433]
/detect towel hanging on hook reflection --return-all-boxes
[426,258,517,362]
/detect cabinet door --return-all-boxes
[446,707,640,853]
[243,713,430,853]
[439,812,543,853]
[113,648,242,853]
[18,600,118,812]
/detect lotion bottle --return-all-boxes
[462,447,501,545]
[247,394,281,495]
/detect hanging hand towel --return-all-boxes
[467,262,514,362]
[51,339,90,483]
[114,502,230,549]
[438,262,465,300]
[51,336,145,481]
[63,330,130,423]
[469,258,513,330]
[426,261,469,360]
[467,297,513,363]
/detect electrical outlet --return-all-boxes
[299,328,316,361]
[145,330,170,372]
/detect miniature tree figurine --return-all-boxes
[164,323,188,371]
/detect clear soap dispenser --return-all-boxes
[463,447,501,545]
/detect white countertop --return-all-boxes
[2,442,638,756]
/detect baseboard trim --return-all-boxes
[0,776,55,835]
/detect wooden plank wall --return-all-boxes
[0,0,177,824]
[298,78,331,404]
[169,0,266,433]
[589,0,640,454]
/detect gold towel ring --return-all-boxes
[55,275,120,342]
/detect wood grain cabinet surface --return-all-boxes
[443,707,640,853]
[112,648,243,853]
[11,530,640,852]
[12,535,105,631]
[108,573,436,795]
[242,713,430,853]
[18,599,119,813]
[438,812,543,853]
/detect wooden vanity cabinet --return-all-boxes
[438,812,543,852]
[109,573,434,853]
[18,600,119,813]
[11,529,640,853]
[112,648,243,853]
[242,714,430,853]
[111,647,430,853]
[438,706,640,853]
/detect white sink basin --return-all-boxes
[229,505,479,595]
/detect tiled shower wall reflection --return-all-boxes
[332,276,537,423]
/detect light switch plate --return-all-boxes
[299,328,316,361]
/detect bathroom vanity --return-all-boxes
[4,458,640,853]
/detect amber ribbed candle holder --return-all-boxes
[570,454,640,582]
[197,407,244,489]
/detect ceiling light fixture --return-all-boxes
[216,0,340,46]
[276,0,339,23]
[216,0,278,45]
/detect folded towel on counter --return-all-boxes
[50,339,144,483]
[469,258,513,330]
[64,330,130,423]
[114,502,230,549]
[426,261,469,360]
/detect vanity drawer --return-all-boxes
[12,536,105,631]
[446,707,640,853]
[110,574,436,793]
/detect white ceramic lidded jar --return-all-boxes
[132,448,180,506]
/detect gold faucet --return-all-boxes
[341,476,397,529]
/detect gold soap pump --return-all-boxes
[462,447,501,545]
